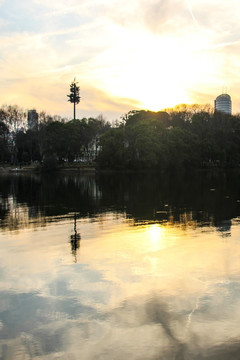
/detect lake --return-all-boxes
[0,170,240,359]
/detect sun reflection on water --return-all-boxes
[146,224,166,252]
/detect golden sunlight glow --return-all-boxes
[146,224,165,252]
[91,28,215,111]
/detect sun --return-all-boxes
[139,84,189,112]
[91,25,214,112]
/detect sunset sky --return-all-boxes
[0,0,240,121]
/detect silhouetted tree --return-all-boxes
[1,105,26,133]
[44,121,67,161]
[98,128,126,169]
[67,79,80,120]
[0,121,10,162]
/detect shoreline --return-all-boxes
[0,164,97,174]
[1,164,240,175]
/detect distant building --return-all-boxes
[214,94,232,115]
[27,110,38,130]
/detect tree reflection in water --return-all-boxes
[70,213,81,262]
[1,170,240,235]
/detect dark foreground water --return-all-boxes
[1,171,240,359]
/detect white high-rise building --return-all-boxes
[214,94,232,115]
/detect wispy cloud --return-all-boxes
[185,0,201,31]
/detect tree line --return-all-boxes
[98,104,240,170]
[1,103,240,170]
[0,104,110,166]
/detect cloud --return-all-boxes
[106,0,194,36]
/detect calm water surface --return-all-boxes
[0,171,240,359]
